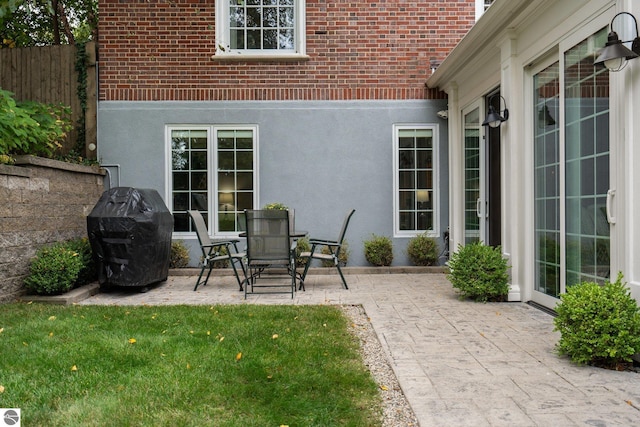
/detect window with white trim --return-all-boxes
[393,125,438,237]
[168,126,258,235]
[476,0,494,20]
[215,0,306,57]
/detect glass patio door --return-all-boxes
[463,103,484,244]
[532,28,610,308]
[564,29,610,288]
[533,61,561,301]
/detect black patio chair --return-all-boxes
[188,210,246,291]
[244,209,297,299]
[299,209,355,290]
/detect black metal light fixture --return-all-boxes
[594,12,640,72]
[482,95,509,128]
[538,104,556,127]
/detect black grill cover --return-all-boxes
[87,187,174,288]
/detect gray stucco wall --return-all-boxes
[97,99,449,266]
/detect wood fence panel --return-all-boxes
[0,44,97,158]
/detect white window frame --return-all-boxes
[392,124,439,238]
[215,0,307,59]
[166,124,259,238]
[476,0,494,20]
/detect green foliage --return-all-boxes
[63,237,96,286]
[170,240,191,268]
[295,237,311,268]
[0,153,15,164]
[0,89,72,157]
[364,234,393,266]
[0,304,382,426]
[211,245,231,269]
[447,242,509,302]
[262,202,288,210]
[321,240,350,267]
[406,232,438,266]
[0,0,98,47]
[554,273,640,368]
[74,41,88,153]
[24,242,84,295]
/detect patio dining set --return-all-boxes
[188,209,356,299]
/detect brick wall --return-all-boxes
[98,0,475,101]
[0,156,105,302]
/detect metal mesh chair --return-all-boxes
[244,209,296,298]
[188,210,246,291]
[299,209,355,290]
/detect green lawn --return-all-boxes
[0,303,382,426]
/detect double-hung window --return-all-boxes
[215,0,306,57]
[168,125,258,236]
[393,125,438,237]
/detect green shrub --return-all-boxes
[0,89,72,157]
[64,237,96,286]
[363,234,393,266]
[406,233,438,266]
[0,154,15,164]
[24,242,84,295]
[170,240,191,268]
[554,273,640,368]
[210,245,231,269]
[447,242,509,302]
[321,240,350,267]
[262,202,288,210]
[295,237,311,268]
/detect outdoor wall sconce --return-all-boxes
[482,95,509,128]
[538,104,556,127]
[594,12,640,71]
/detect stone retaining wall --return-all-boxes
[0,156,105,302]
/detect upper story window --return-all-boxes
[393,125,439,237]
[476,0,495,20]
[215,0,306,58]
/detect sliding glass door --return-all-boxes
[532,27,610,307]
[463,104,482,244]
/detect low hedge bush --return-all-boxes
[24,242,85,295]
[170,240,191,268]
[64,237,96,287]
[364,234,393,266]
[554,273,640,369]
[406,232,438,266]
[321,240,350,267]
[447,242,509,302]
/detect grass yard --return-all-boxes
[0,303,382,426]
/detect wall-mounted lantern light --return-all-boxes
[538,104,556,128]
[482,95,509,128]
[594,12,640,72]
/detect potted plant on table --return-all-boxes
[263,202,288,211]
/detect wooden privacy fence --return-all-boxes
[0,42,97,159]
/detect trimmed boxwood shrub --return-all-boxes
[554,273,640,369]
[24,242,84,295]
[364,234,393,266]
[321,240,350,267]
[447,242,509,302]
[406,232,438,266]
[295,237,311,268]
[65,237,96,286]
[170,240,191,268]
